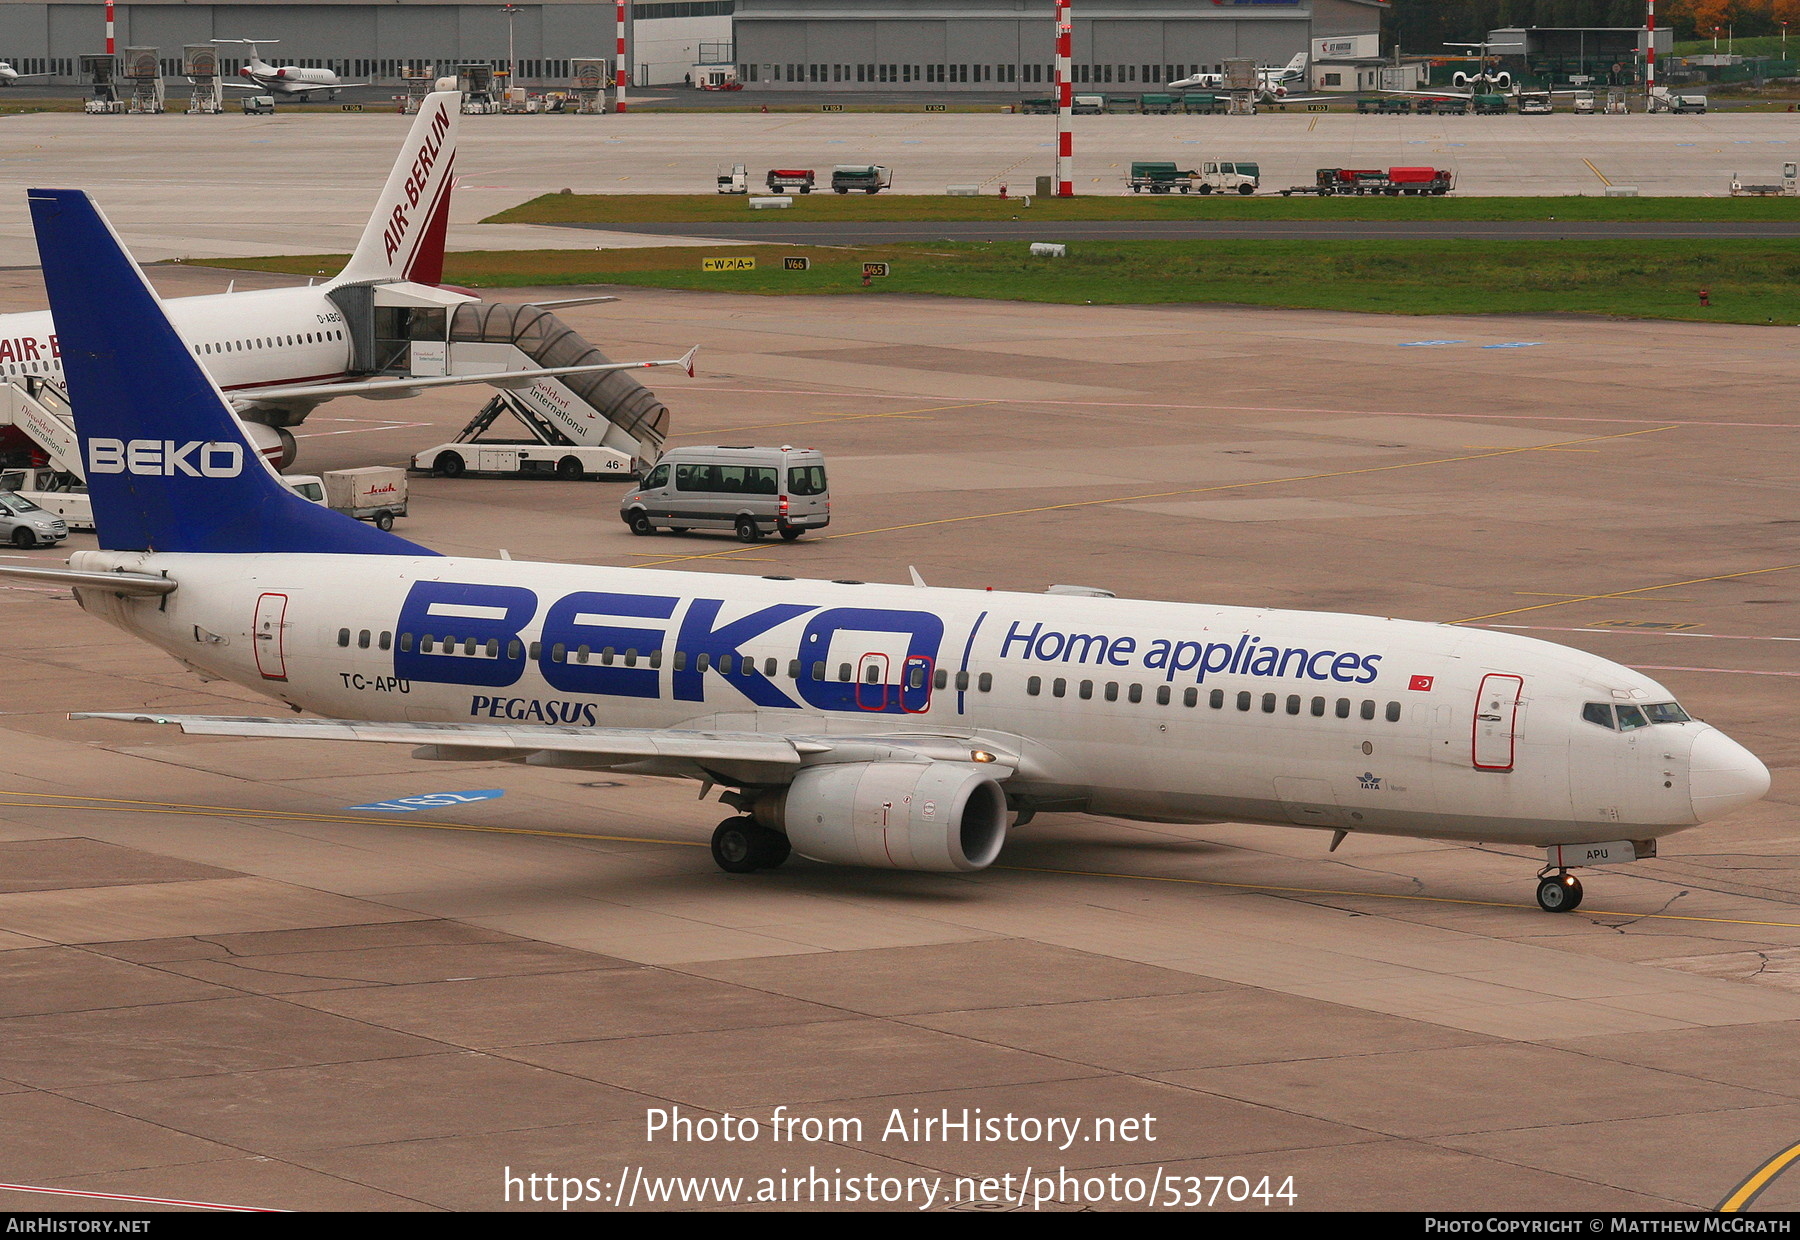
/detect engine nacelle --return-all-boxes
[242,422,297,470]
[758,761,1008,872]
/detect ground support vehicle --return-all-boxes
[766,168,816,194]
[1180,93,1220,114]
[717,164,748,194]
[1282,167,1454,196]
[324,466,408,530]
[0,466,90,531]
[1127,162,1196,194]
[621,445,829,543]
[831,165,892,194]
[1193,161,1260,195]
[1473,93,1511,114]
[1730,164,1798,196]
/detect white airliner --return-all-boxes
[0,189,1772,914]
[0,91,672,469]
[217,40,362,99]
[1171,52,1309,100]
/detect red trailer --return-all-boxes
[1281,166,1456,196]
[766,168,816,194]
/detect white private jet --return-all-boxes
[1171,52,1310,101]
[0,62,52,87]
[0,90,680,469]
[0,187,1772,915]
[216,40,362,100]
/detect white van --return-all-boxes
[620,445,829,542]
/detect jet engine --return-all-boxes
[242,422,296,470]
[754,761,1008,872]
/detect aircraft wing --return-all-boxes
[243,347,698,404]
[72,713,1021,780]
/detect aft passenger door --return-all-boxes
[253,592,289,682]
[1473,673,1524,771]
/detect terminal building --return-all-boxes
[0,0,1382,89]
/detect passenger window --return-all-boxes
[551,643,566,662]
[978,673,993,692]
[765,658,778,676]
[1104,682,1118,702]
[1209,689,1223,709]
[864,663,879,684]
[576,645,590,664]
[912,666,930,689]
[1386,702,1401,723]
[486,639,500,658]
[1262,693,1277,714]
[526,640,539,660]
[507,639,522,660]
[955,670,970,690]
[399,633,414,652]
[812,661,825,680]
[1336,698,1351,718]
[421,635,435,653]
[1078,681,1093,700]
[1360,700,1376,721]
[1286,695,1301,715]
[1128,684,1142,704]
[1312,697,1326,717]
[1184,687,1198,707]
[1237,692,1251,711]
[1027,676,1041,696]
[837,663,852,681]
[934,668,947,690]
[463,638,478,656]
[788,659,801,679]
[674,463,713,492]
[357,630,370,649]
[718,654,733,674]
[672,651,686,671]
[379,632,392,651]
[1053,678,1067,698]
[696,653,712,672]
[336,628,350,647]
[1155,685,1170,705]
[600,647,615,665]
[1616,704,1650,731]
[625,649,639,667]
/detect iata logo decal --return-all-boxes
[1357,772,1383,790]
[88,439,243,477]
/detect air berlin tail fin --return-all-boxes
[29,188,435,558]
[334,90,459,287]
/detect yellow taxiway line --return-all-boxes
[1718,1138,1800,1212]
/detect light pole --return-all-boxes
[1713,26,1720,51]
[499,4,521,84]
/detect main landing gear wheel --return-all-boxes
[710,818,790,873]
[1536,873,1583,913]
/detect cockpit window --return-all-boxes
[1645,702,1691,724]
[1582,702,1616,730]
[1615,704,1650,731]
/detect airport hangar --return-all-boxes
[0,0,1385,89]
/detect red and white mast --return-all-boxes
[105,0,115,54]
[1645,0,1657,102]
[1054,0,1073,196]
[615,0,629,112]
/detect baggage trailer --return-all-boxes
[1281,166,1454,196]
[1127,161,1196,193]
[766,168,815,194]
[830,164,892,194]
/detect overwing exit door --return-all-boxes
[253,592,289,681]
[1473,673,1524,771]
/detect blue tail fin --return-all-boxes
[27,188,436,557]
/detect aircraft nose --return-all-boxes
[1689,728,1771,822]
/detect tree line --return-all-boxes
[1387,1,1800,48]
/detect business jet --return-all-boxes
[0,90,674,470]
[216,40,362,100]
[0,188,1771,914]
[1171,52,1310,100]
[0,62,52,87]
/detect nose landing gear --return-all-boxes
[1535,870,1584,913]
